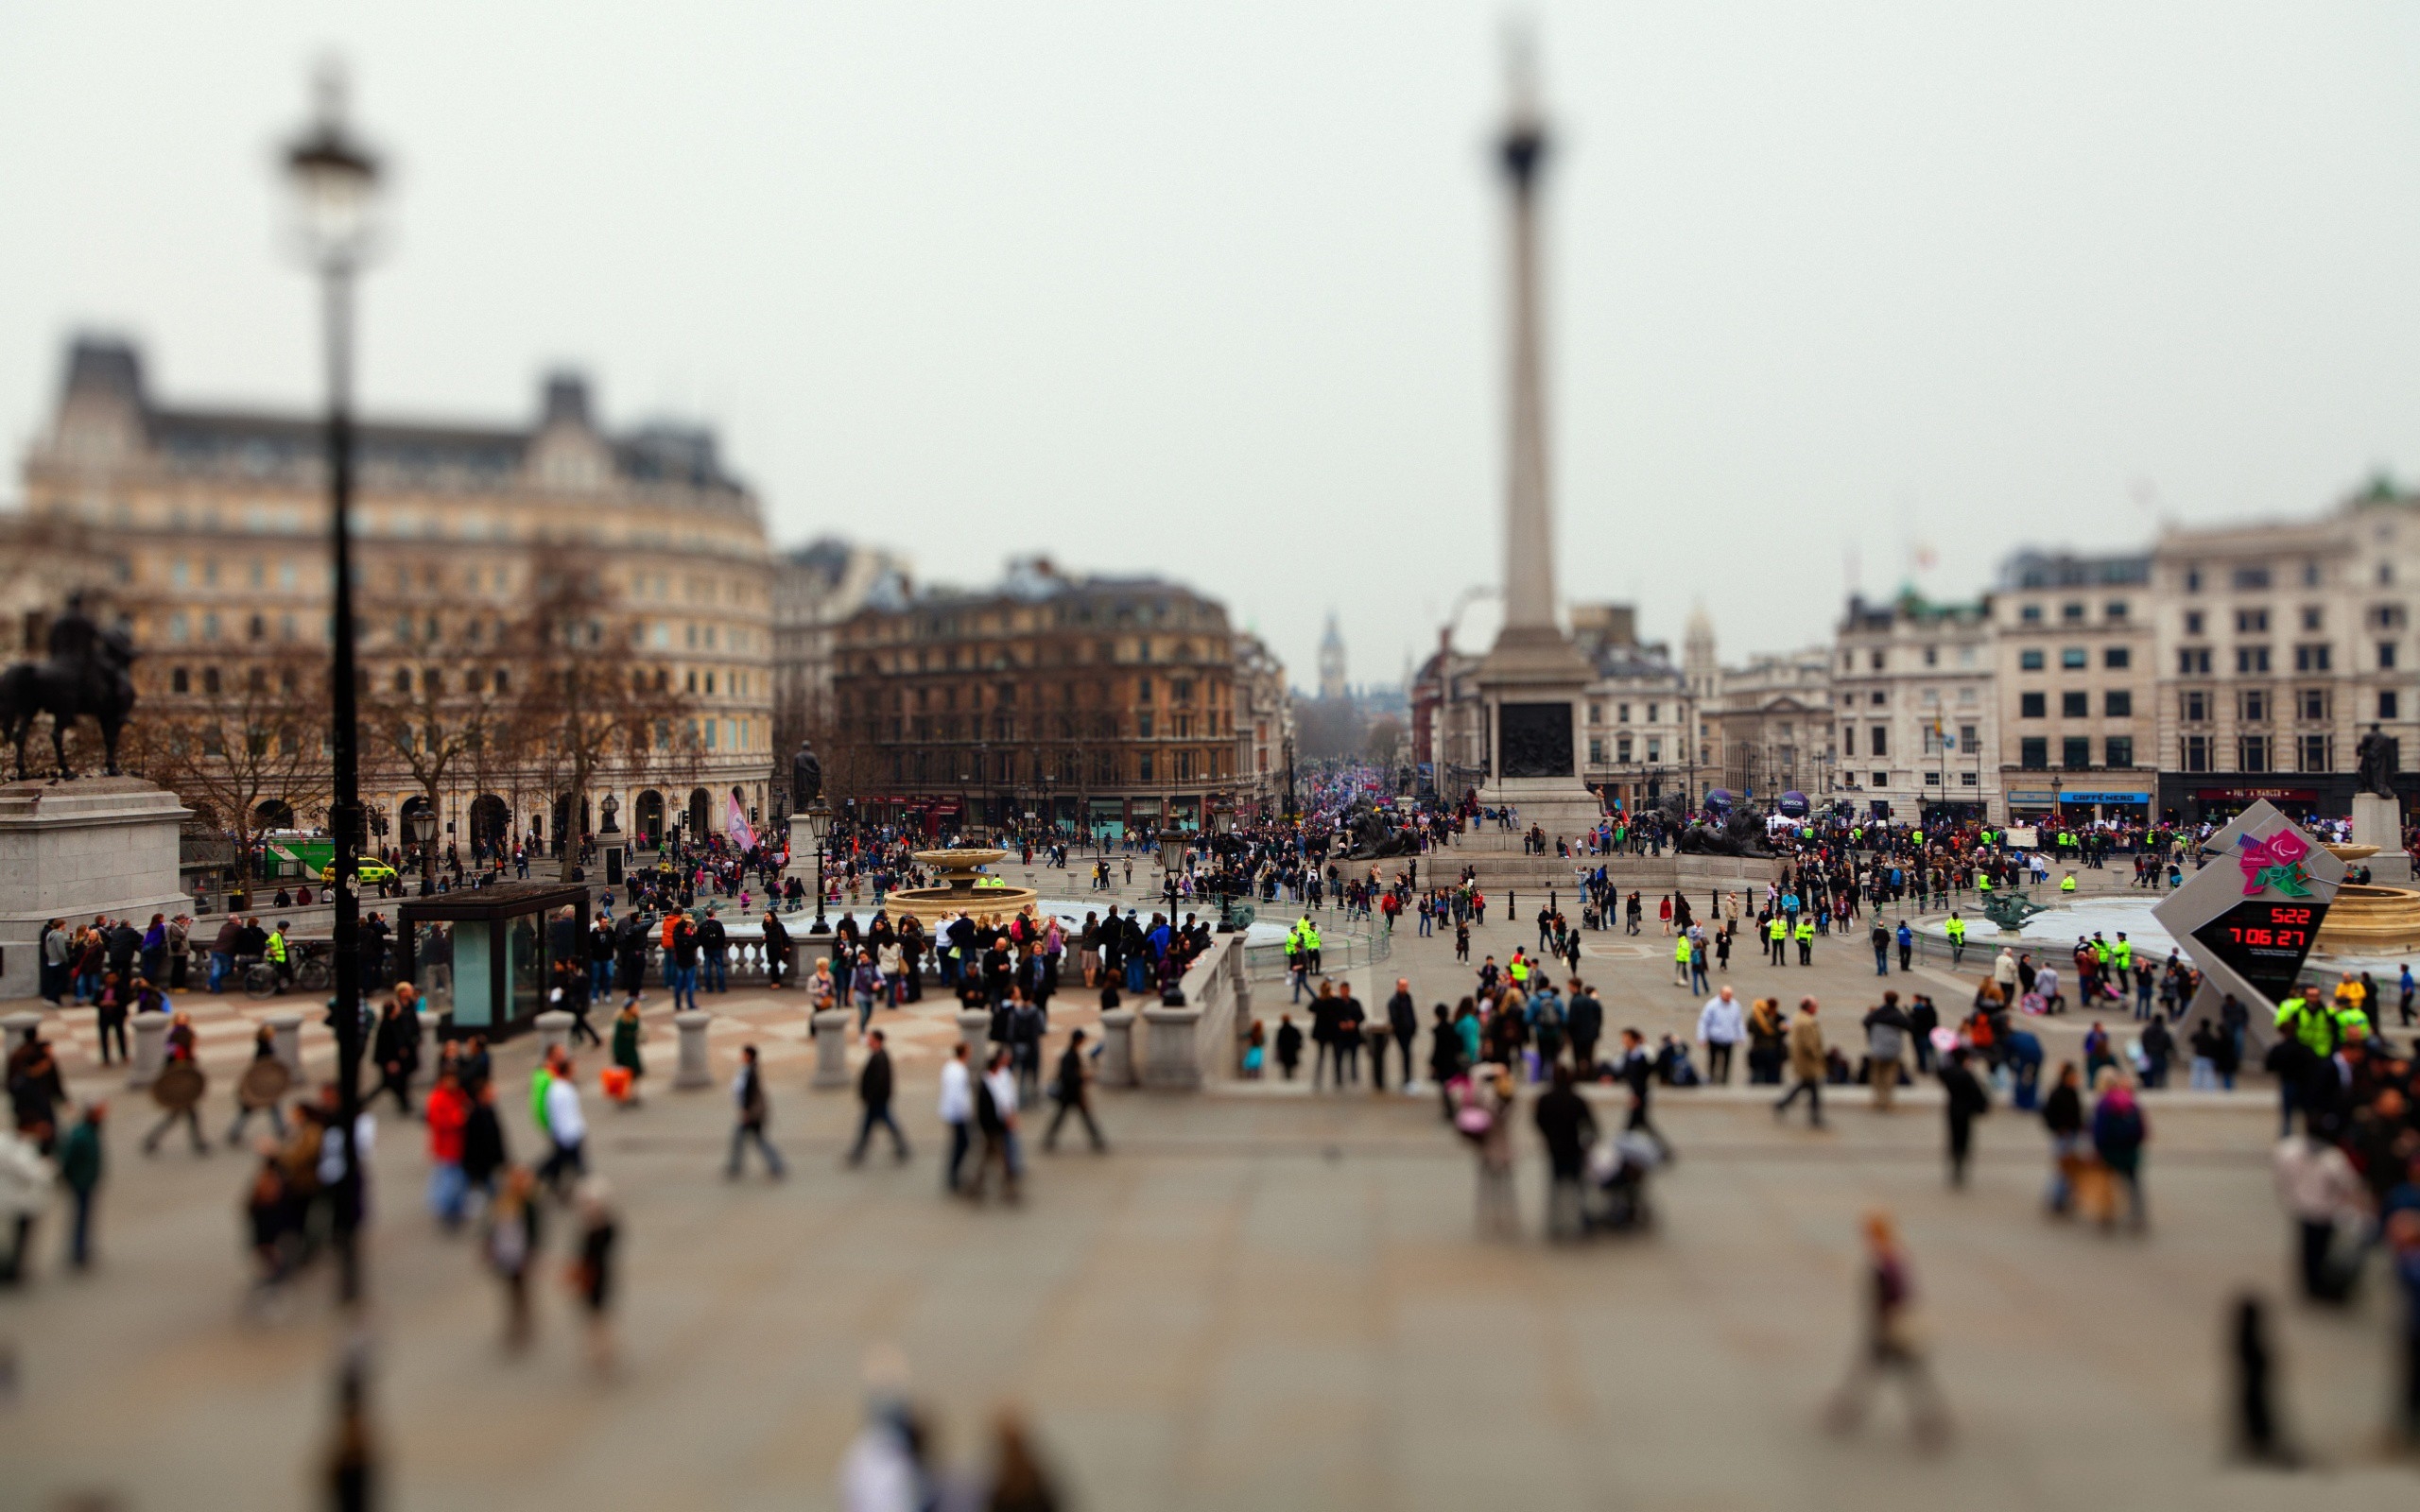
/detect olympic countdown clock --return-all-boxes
[2152,799,2346,1053]
[2186,900,2328,1004]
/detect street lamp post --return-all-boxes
[1209,796,1239,931]
[285,66,379,1307]
[412,811,437,897]
[804,799,833,936]
[1155,820,1188,1001]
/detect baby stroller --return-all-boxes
[1582,1130,1663,1235]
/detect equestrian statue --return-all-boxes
[0,591,139,780]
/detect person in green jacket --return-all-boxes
[2275,990,2336,1057]
[1794,916,1816,965]
[1944,912,1967,967]
[611,1001,646,1108]
[59,1103,104,1271]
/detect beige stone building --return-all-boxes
[2150,497,2415,822]
[825,558,1244,837]
[1232,631,1293,816]
[1991,550,2158,826]
[1832,592,1995,822]
[15,337,773,855]
[1702,646,1835,806]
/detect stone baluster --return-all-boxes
[811,1009,852,1089]
[1097,1008,1136,1089]
[0,1010,41,1052]
[129,1012,170,1089]
[264,1011,305,1079]
[535,1009,574,1061]
[673,1010,714,1089]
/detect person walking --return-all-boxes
[571,1176,620,1373]
[1697,985,1743,1085]
[964,1049,1022,1204]
[938,1042,974,1193]
[2040,1062,2085,1215]
[2273,1130,2363,1303]
[1566,980,1603,1078]
[484,1166,543,1351]
[1862,993,1910,1112]
[1774,999,1828,1129]
[538,1047,588,1196]
[1044,1028,1108,1153]
[57,1103,103,1271]
[424,1068,470,1228]
[2090,1071,2150,1233]
[1824,1210,1952,1448]
[371,999,419,1116]
[848,1030,911,1164]
[1939,1048,1990,1187]
[727,1044,786,1179]
[610,1000,646,1108]
[1615,1028,1672,1160]
[1387,979,1420,1089]
[1533,1064,1597,1242]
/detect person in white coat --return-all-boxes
[937,1044,974,1194]
[1697,985,1746,1084]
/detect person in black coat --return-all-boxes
[1274,1014,1304,1081]
[1939,1048,1991,1187]
[1387,980,1420,1088]
[1533,1064,1599,1241]
[848,1030,909,1164]
[1565,983,1604,1078]
[459,1080,509,1198]
[371,1000,420,1115]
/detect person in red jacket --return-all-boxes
[424,1068,470,1229]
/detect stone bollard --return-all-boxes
[264,1012,305,1079]
[129,1012,170,1089]
[1140,1005,1204,1091]
[535,1009,574,1061]
[955,1007,994,1062]
[1097,1008,1136,1089]
[414,1009,439,1084]
[0,1010,41,1051]
[811,1010,852,1090]
[673,1010,714,1090]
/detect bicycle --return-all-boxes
[242,945,331,998]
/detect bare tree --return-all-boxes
[509,553,699,881]
[141,646,335,895]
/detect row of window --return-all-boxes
[2178,688,2399,723]
[2016,599,2130,625]
[1841,723,1983,758]
[2177,734,2335,775]
[2017,691,2133,719]
[1869,770,1982,787]
[2019,646,2129,671]
[1585,701,1668,725]
[2173,644,2359,675]
[842,676,1218,716]
[1586,736,1666,764]
[879,747,1226,786]
[864,711,1235,744]
[2016,737,2137,770]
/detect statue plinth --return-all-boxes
[2351,792,2411,884]
[0,777,193,999]
[1473,627,1601,840]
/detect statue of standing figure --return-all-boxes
[2356,722,2398,801]
[0,590,139,780]
[790,737,823,810]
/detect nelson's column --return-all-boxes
[1474,70,1602,838]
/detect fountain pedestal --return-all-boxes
[2351,794,2411,884]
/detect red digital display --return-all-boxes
[2190,899,2330,1001]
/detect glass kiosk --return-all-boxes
[396,882,590,1040]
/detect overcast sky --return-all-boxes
[9,4,2420,689]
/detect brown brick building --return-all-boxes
[824,558,1248,836]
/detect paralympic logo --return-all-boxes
[2235,828,2314,899]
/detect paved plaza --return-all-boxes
[2,868,2414,1509]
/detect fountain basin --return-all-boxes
[885,847,1040,927]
